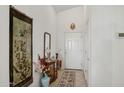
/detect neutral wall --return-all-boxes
[0,5,57,87]
[89,6,124,87]
[111,6,124,87]
[0,6,9,87]
[89,6,113,86]
[56,6,84,69]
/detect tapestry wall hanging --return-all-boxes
[9,6,33,87]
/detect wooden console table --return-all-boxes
[45,59,57,84]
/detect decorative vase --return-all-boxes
[40,73,50,87]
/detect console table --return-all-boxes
[45,59,57,84]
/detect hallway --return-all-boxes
[1,5,124,87]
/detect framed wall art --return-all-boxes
[9,6,33,87]
[70,23,76,30]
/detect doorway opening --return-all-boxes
[64,32,83,70]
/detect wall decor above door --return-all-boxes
[70,23,76,30]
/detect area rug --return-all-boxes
[57,70,75,87]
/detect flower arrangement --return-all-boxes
[33,54,49,77]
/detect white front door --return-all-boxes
[65,33,83,69]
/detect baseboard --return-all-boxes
[64,68,83,71]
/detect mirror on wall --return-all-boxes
[44,32,51,60]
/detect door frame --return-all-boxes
[64,32,83,69]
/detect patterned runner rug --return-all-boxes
[57,70,75,87]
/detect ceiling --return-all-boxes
[53,5,82,13]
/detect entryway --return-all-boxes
[65,32,83,69]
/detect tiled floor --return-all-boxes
[50,69,87,87]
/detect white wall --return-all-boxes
[0,5,57,87]
[0,6,9,87]
[89,6,124,87]
[111,6,124,87]
[56,6,84,69]
[89,6,113,86]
